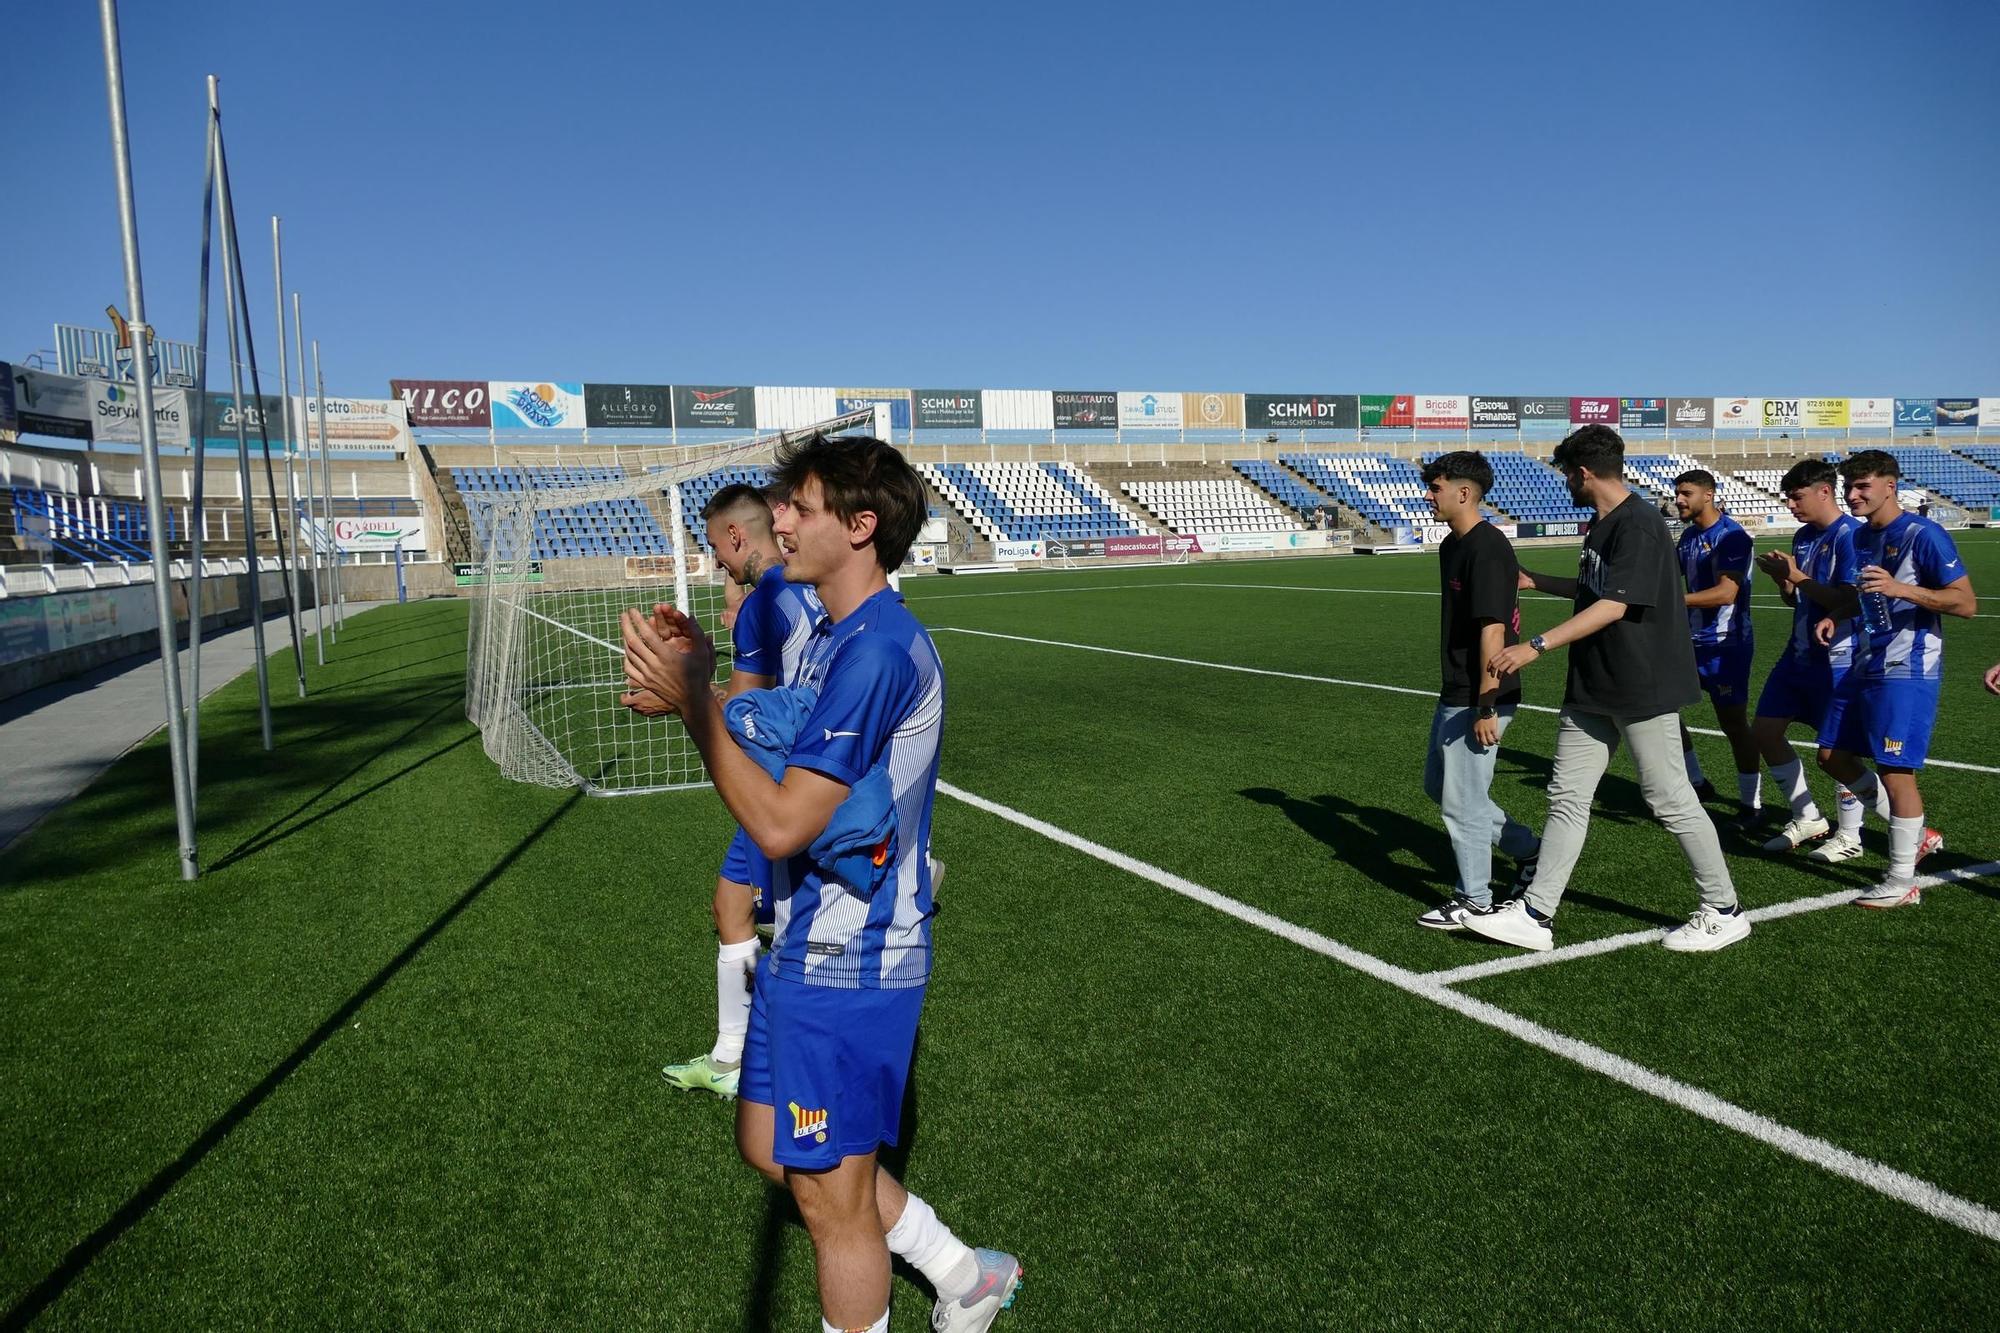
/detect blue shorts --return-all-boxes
[739,963,926,1169]
[719,829,775,925]
[1694,642,1754,708]
[1826,674,1941,770]
[1755,653,1834,738]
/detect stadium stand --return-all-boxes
[451,466,671,561]
[1875,447,2000,509]
[1476,452,1594,523]
[919,462,1146,542]
[1228,459,1330,518]
[1281,454,1433,528]
[1623,453,1784,523]
[1119,478,1305,536]
[1954,444,2000,472]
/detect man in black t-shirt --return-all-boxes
[1466,426,1747,955]
[1415,452,1541,931]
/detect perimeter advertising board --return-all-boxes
[1667,398,1713,429]
[0,361,15,432]
[204,393,288,448]
[90,383,192,447]
[1248,394,1358,429]
[293,396,414,449]
[11,367,93,440]
[1119,392,1182,430]
[1182,392,1243,430]
[490,381,585,430]
[331,516,428,552]
[1713,398,1761,429]
[1470,396,1520,429]
[584,383,672,429]
[1052,391,1117,429]
[1762,398,1802,429]
[1982,399,2000,427]
[1619,398,1666,429]
[1518,396,1568,426]
[1894,399,1935,428]
[1569,397,1618,426]
[673,385,755,430]
[392,379,490,427]
[1413,395,1470,430]
[1848,398,1893,428]
[913,390,982,430]
[1934,398,1980,428]
[1359,395,1413,427]
[1803,398,1849,428]
[835,389,912,431]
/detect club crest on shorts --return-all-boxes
[789,1101,829,1142]
[1882,737,1904,756]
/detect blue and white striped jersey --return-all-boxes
[770,587,944,990]
[732,564,824,687]
[1785,514,1863,669]
[1677,512,1755,649]
[1854,512,1966,681]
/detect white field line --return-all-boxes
[931,626,2000,777]
[938,779,2000,1245]
[1424,859,2000,986]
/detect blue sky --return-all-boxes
[3,0,1996,399]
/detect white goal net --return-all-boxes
[464,410,873,795]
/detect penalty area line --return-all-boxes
[938,778,2000,1245]
[929,626,2000,777]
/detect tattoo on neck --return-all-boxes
[741,552,764,587]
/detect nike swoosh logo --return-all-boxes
[737,648,760,657]
[823,729,860,740]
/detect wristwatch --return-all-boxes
[1529,634,1548,654]
[1477,705,1498,720]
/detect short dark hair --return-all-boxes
[1420,451,1493,498]
[1674,469,1717,491]
[1779,458,1838,494]
[1551,424,1624,479]
[700,482,772,525]
[1841,449,1900,482]
[770,433,926,571]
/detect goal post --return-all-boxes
[464,409,873,795]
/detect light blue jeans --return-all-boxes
[1423,702,1539,908]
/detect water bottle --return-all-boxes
[1860,588,1894,638]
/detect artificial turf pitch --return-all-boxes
[4,532,1999,1329]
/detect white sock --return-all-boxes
[822,1314,886,1333]
[710,938,760,1066]
[1835,785,1865,837]
[886,1190,978,1301]
[1683,748,1707,786]
[1735,771,1761,810]
[1769,759,1820,822]
[1849,770,1892,821]
[1888,814,1924,881]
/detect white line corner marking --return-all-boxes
[938,779,2000,1244]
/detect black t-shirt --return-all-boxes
[1438,521,1522,706]
[1565,493,1700,716]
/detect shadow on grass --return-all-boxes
[0,787,586,1329]
[1239,786,1455,906]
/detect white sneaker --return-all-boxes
[932,1248,1022,1332]
[1662,904,1752,952]
[1460,898,1554,952]
[1763,815,1830,853]
[1855,878,1922,910]
[1804,830,1864,863]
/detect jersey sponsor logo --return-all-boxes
[788,1101,829,1142]
[1882,737,1904,757]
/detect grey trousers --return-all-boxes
[1524,707,1738,918]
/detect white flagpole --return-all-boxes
[295,292,325,662]
[272,216,306,694]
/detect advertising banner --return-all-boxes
[1803,398,1849,428]
[1667,398,1713,430]
[1518,396,1568,426]
[392,378,490,427]
[995,539,1046,561]
[1183,392,1243,430]
[1934,398,1980,428]
[584,383,673,429]
[1516,519,1587,538]
[1119,391,1183,430]
[89,383,192,448]
[1713,397,1761,429]
[1470,396,1520,429]
[1359,394,1414,427]
[1052,391,1117,429]
[1619,397,1667,429]
[0,361,14,432]
[906,544,938,569]
[1569,397,1618,426]
[204,393,288,448]
[1211,531,1282,552]
[453,560,544,586]
[294,395,415,449]
[1413,395,1470,430]
[1250,394,1359,429]
[1045,538,1106,559]
[1982,399,2000,428]
[490,381,585,430]
[1762,398,1802,429]
[11,367,93,440]
[1893,399,1935,428]
[331,516,428,552]
[913,389,982,430]
[1104,534,1165,557]
[1847,398,1893,428]
[836,389,913,431]
[673,385,755,430]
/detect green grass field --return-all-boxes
[5,532,2000,1329]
